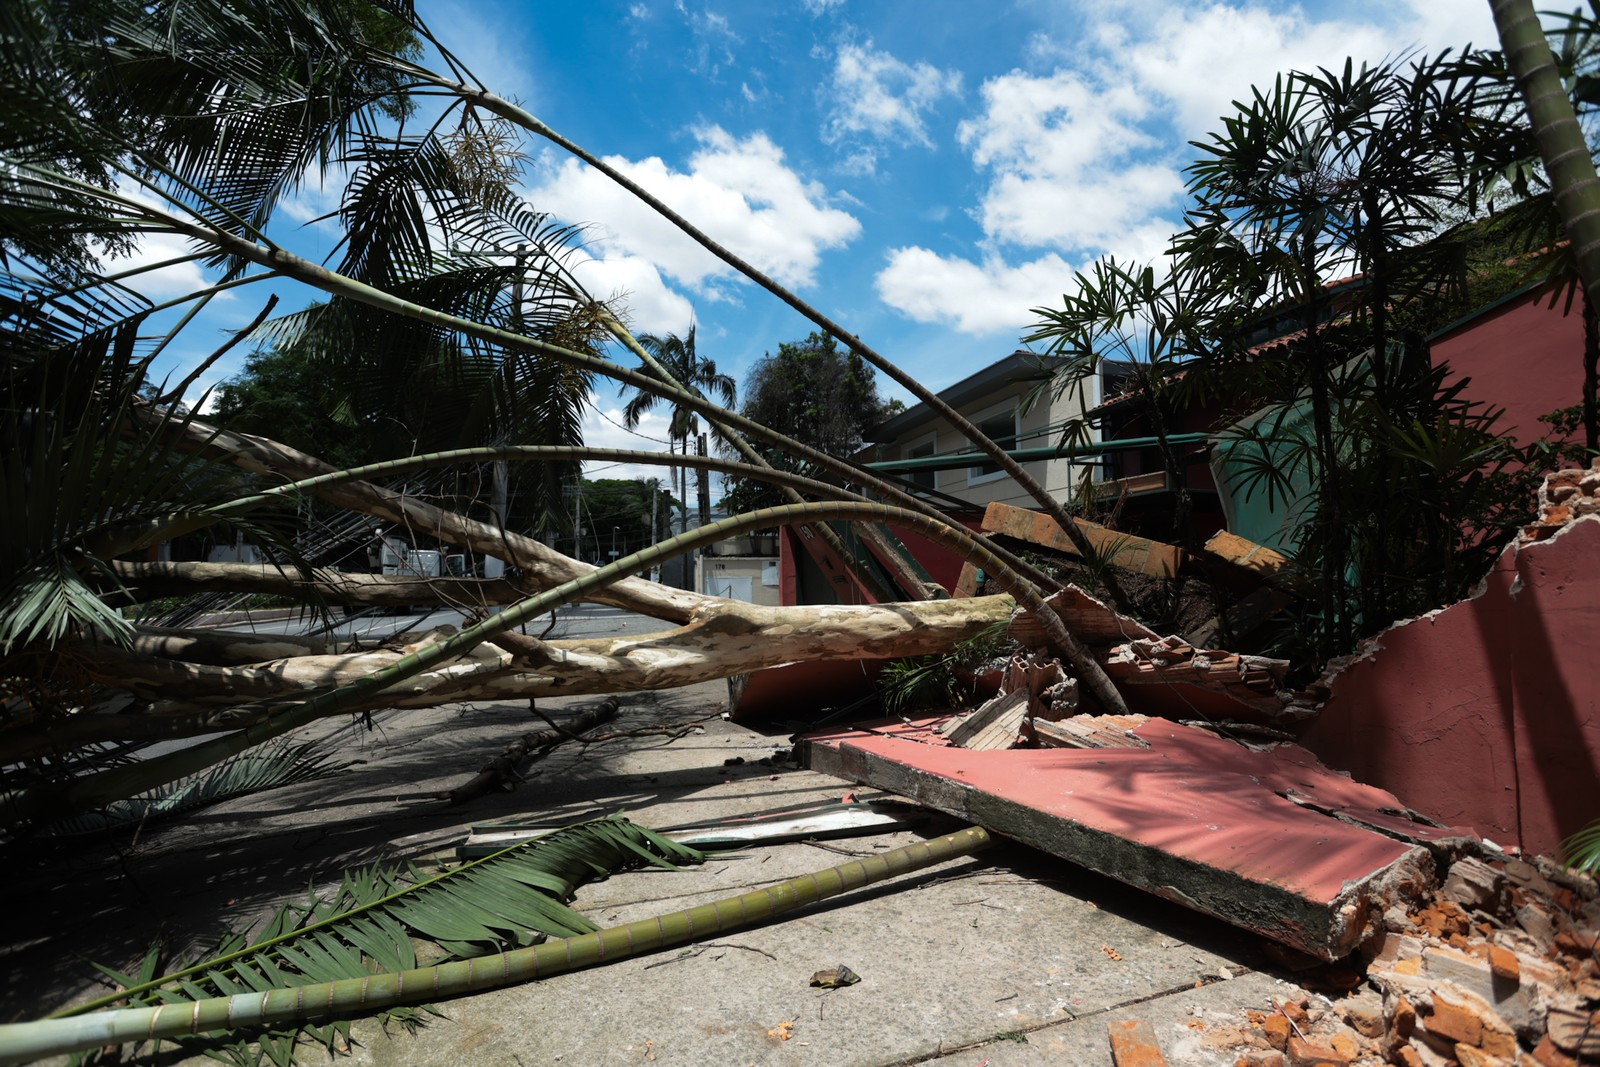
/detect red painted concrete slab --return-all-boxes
[802,715,1450,960]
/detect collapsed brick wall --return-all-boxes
[1297,463,1600,858]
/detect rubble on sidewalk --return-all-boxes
[1009,585,1315,724]
[1209,848,1600,1067]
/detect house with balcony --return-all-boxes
[862,350,1112,512]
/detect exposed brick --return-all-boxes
[1548,469,1585,488]
[1263,1014,1293,1050]
[1392,996,1417,1039]
[1486,944,1521,983]
[1286,1035,1349,1067]
[1235,1053,1286,1067]
[1425,994,1483,1046]
[1108,1018,1169,1067]
[1482,1027,1520,1060]
[1516,903,1556,944]
[1329,1031,1361,1060]
[1456,1045,1512,1067]
[1529,1035,1578,1067]
[1338,990,1387,1039]
[1554,930,1597,957]
[1444,858,1507,911]
[1390,1046,1425,1067]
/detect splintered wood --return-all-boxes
[939,690,1028,750]
[1032,714,1151,750]
[1009,586,1302,724]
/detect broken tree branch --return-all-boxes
[443,698,621,804]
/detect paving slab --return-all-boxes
[2,619,1294,1065]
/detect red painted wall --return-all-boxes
[1430,288,1586,448]
[1298,518,1600,857]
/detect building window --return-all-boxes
[906,433,937,491]
[967,404,1019,485]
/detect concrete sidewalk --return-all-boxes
[4,677,1299,1066]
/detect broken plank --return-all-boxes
[1009,586,1160,649]
[942,689,1029,750]
[981,500,1186,579]
[1032,713,1151,750]
[801,714,1450,960]
[1202,531,1308,593]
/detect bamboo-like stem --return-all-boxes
[90,179,1077,638]
[424,78,1132,610]
[0,827,992,1065]
[1491,0,1600,356]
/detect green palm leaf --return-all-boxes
[59,815,703,1064]
[42,737,355,837]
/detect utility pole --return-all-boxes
[484,242,529,580]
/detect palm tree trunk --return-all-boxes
[604,319,912,602]
[1492,0,1600,453]
[0,499,1127,828]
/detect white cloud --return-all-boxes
[875,247,1084,336]
[1111,4,1396,136]
[822,42,961,152]
[579,399,677,482]
[802,0,847,14]
[957,71,1184,253]
[525,126,860,293]
[99,231,219,302]
[566,250,696,338]
[876,0,1499,334]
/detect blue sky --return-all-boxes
[129,0,1501,481]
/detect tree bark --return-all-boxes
[148,413,711,623]
[110,560,539,609]
[8,596,1015,760]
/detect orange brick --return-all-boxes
[1531,1035,1578,1067]
[1392,996,1417,1039]
[1286,1036,1348,1067]
[1487,944,1521,982]
[1235,1053,1285,1067]
[1263,1015,1292,1050]
[1108,1018,1169,1067]
[1391,1046,1425,1067]
[1456,1045,1512,1067]
[1426,994,1483,1046]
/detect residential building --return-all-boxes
[863,350,1115,510]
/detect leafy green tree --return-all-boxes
[571,478,666,562]
[722,332,894,514]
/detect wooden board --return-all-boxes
[981,501,1185,579]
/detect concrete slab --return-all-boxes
[802,714,1450,960]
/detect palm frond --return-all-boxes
[42,736,355,837]
[60,815,703,1064]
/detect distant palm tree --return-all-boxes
[620,326,735,533]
